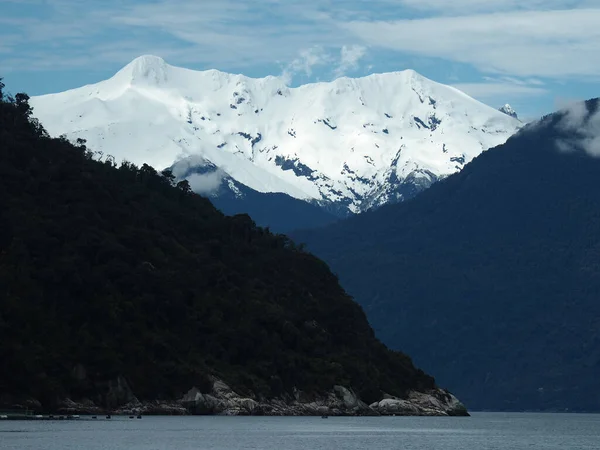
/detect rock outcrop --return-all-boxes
[10,376,467,417]
[111,378,468,417]
[370,390,468,416]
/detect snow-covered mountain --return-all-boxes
[31,55,521,215]
[499,104,519,120]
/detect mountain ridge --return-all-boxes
[499,104,519,120]
[30,55,521,216]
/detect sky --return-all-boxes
[1,0,599,120]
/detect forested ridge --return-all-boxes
[295,99,600,411]
[0,80,434,411]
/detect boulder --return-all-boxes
[370,389,469,416]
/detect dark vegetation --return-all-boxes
[295,99,600,411]
[0,80,434,411]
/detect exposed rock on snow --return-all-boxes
[499,104,519,120]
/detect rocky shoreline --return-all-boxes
[31,378,468,417]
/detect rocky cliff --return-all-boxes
[48,377,467,417]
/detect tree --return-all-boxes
[161,169,175,185]
[15,93,33,118]
[140,163,157,176]
[176,179,192,194]
[0,78,4,100]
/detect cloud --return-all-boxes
[111,0,348,70]
[281,47,333,85]
[452,82,547,101]
[483,76,546,87]
[2,0,599,124]
[343,8,600,79]
[186,171,225,195]
[393,0,594,14]
[3,0,600,84]
[556,101,600,157]
[280,44,367,84]
[558,101,589,131]
[333,45,367,78]
[170,154,225,195]
[1,0,348,73]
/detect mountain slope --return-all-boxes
[0,85,466,415]
[294,99,600,412]
[30,55,520,216]
[210,184,339,233]
[170,156,339,233]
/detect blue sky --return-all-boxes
[1,0,599,119]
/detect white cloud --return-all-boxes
[186,171,225,195]
[343,8,600,79]
[110,0,347,70]
[394,0,594,14]
[280,44,367,85]
[556,101,600,156]
[452,82,547,100]
[482,76,547,87]
[281,47,333,85]
[333,45,367,78]
[3,0,600,84]
[1,0,348,73]
[2,0,598,123]
[170,154,225,195]
[559,101,589,130]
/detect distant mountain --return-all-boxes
[294,99,600,412]
[499,104,519,120]
[0,85,466,416]
[30,55,520,221]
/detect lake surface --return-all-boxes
[1,413,599,450]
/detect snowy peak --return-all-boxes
[499,104,519,120]
[115,54,170,86]
[30,56,522,215]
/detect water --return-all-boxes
[1,413,599,450]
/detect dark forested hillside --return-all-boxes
[295,99,600,412]
[0,81,435,412]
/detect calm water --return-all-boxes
[1,413,599,450]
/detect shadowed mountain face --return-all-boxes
[294,99,600,412]
[170,156,340,234]
[0,86,438,413]
[209,187,340,234]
